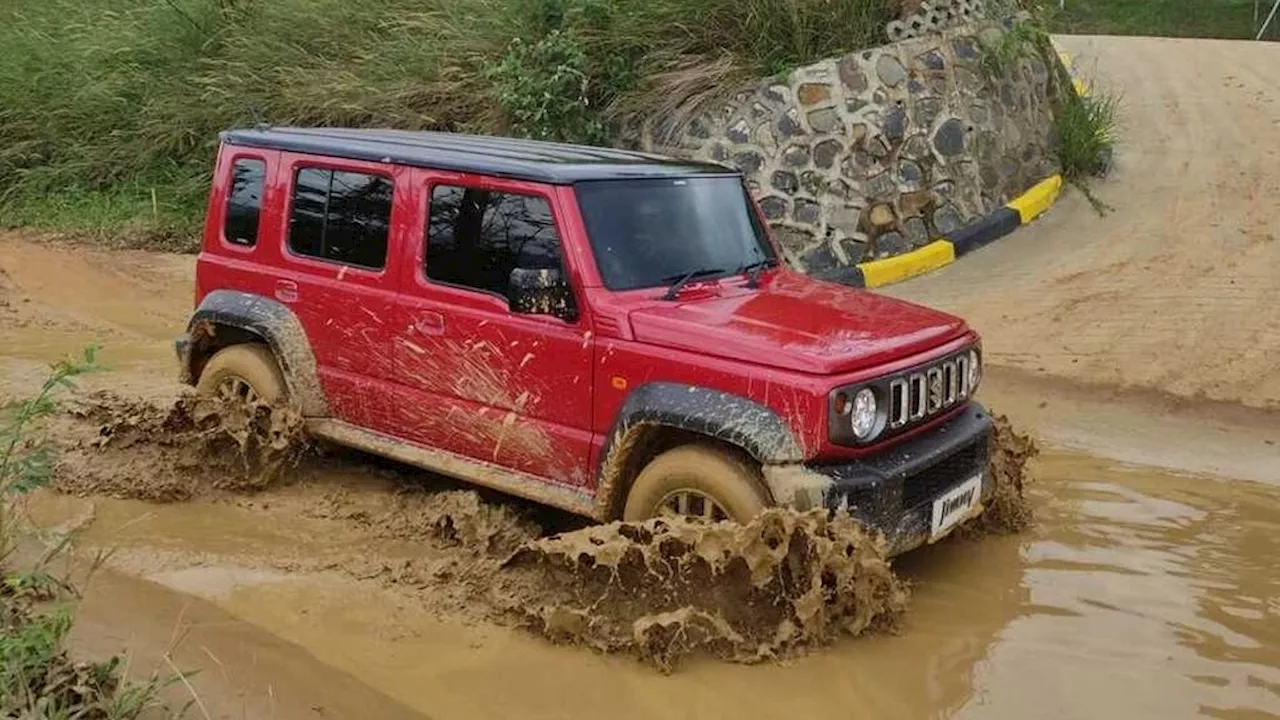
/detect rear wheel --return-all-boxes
[622,444,769,524]
[195,344,286,405]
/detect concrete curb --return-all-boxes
[1058,50,1091,97]
[816,174,1064,289]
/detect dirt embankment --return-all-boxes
[889,36,1280,410]
[45,391,1035,671]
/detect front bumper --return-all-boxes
[812,402,993,556]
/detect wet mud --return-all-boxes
[37,389,1042,674]
[505,511,906,672]
[50,391,306,501]
[962,414,1038,537]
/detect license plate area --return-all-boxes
[929,474,982,540]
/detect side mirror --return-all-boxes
[508,266,577,321]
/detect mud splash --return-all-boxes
[308,485,542,557]
[963,414,1038,536]
[51,391,306,501]
[41,390,1039,673]
[501,510,907,673]
[294,486,907,672]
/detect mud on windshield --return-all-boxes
[574,177,777,291]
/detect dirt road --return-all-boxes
[0,34,1278,720]
[889,35,1280,410]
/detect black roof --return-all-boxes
[220,127,737,184]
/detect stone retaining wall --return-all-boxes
[637,24,1058,276]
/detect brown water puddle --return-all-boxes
[28,450,1280,719]
[69,565,427,720]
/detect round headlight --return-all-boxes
[967,349,982,393]
[851,388,877,439]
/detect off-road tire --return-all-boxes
[195,344,287,404]
[623,444,770,523]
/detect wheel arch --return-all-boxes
[179,290,329,417]
[592,383,807,520]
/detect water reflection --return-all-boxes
[950,454,1280,719]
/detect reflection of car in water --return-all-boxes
[176,127,990,555]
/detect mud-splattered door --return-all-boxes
[269,154,409,436]
[389,178,595,486]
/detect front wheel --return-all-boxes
[622,445,769,524]
[195,344,286,405]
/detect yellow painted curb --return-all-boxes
[857,239,956,288]
[1058,50,1091,97]
[1006,174,1063,225]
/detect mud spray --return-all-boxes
[501,511,907,672]
[46,395,1037,672]
[963,414,1038,537]
[50,391,306,500]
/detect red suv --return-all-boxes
[177,127,991,555]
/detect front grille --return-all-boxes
[901,441,986,510]
[887,353,970,430]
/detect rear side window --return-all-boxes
[288,167,392,269]
[425,186,562,297]
[224,159,265,246]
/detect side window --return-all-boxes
[288,167,392,269]
[425,186,564,298]
[224,158,265,246]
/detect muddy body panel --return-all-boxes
[177,289,329,418]
[815,402,993,555]
[608,383,807,464]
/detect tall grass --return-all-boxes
[0,0,896,246]
[1055,91,1120,181]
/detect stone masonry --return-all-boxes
[636,23,1058,276]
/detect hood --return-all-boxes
[627,271,970,375]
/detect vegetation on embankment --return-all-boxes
[0,0,895,249]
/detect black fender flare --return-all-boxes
[592,382,806,518]
[181,290,329,417]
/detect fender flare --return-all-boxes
[593,382,806,518]
[182,290,329,417]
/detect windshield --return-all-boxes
[574,177,777,291]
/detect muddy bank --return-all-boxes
[44,392,1036,671]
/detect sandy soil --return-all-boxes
[887,36,1280,410]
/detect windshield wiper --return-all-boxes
[661,267,727,301]
[737,258,774,289]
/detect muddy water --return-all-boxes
[28,449,1280,720]
[70,565,427,720]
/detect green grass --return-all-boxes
[1050,0,1278,40]
[1054,90,1120,182]
[0,0,896,247]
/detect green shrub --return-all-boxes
[489,31,608,144]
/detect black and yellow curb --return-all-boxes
[815,174,1064,289]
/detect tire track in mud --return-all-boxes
[46,391,1035,671]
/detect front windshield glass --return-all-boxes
[574,177,777,291]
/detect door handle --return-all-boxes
[413,311,446,336]
[274,279,299,303]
